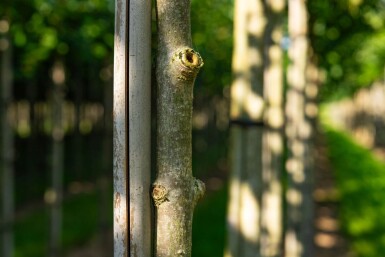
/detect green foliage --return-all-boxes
[5,0,114,99]
[191,0,233,95]
[355,31,385,85]
[309,0,385,101]
[324,126,385,257]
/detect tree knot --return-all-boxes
[152,184,168,207]
[172,48,204,81]
[177,249,186,255]
[193,178,205,205]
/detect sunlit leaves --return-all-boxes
[13,26,27,46]
[363,9,385,29]
[355,31,385,85]
[9,0,114,78]
[40,28,58,49]
[191,0,234,93]
[309,0,385,101]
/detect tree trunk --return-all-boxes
[113,0,152,256]
[285,0,313,256]
[47,60,65,257]
[0,17,14,257]
[27,80,37,189]
[152,1,205,256]
[73,65,83,181]
[261,0,285,256]
[301,59,319,257]
[226,0,266,257]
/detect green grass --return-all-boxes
[14,207,48,257]
[324,126,385,257]
[192,185,228,257]
[14,190,112,257]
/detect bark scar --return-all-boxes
[193,178,205,205]
[172,48,204,81]
[152,184,168,207]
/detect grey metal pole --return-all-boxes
[113,0,152,256]
[128,0,152,256]
[113,0,129,255]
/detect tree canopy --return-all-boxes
[309,0,385,100]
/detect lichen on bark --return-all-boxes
[153,0,205,256]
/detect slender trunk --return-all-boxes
[27,81,37,185]
[152,1,205,256]
[48,60,65,257]
[226,126,243,257]
[261,0,285,256]
[0,17,14,257]
[226,0,266,256]
[301,59,319,257]
[73,67,83,181]
[285,0,313,256]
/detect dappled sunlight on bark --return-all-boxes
[285,0,315,256]
[239,182,260,244]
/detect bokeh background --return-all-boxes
[1,0,385,256]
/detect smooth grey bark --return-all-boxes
[152,0,205,256]
[0,17,14,257]
[48,60,65,257]
[261,0,285,256]
[113,0,128,256]
[226,0,266,257]
[128,0,152,256]
[285,0,313,256]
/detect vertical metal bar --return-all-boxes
[113,0,129,256]
[128,0,152,257]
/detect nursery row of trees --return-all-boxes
[226,0,385,255]
[1,1,114,256]
[220,0,318,256]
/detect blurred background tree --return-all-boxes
[1,0,115,256]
